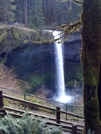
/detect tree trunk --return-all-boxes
[81,0,101,133]
[2,0,6,23]
[24,0,28,27]
[98,65,101,120]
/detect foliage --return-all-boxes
[0,0,16,23]
[0,0,82,29]
[29,0,44,30]
[65,62,82,88]
[0,113,62,134]
[21,73,45,92]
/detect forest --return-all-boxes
[0,0,81,29]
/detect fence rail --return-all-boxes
[0,90,84,134]
[0,86,83,115]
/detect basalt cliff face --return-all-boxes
[0,26,82,93]
[64,31,81,62]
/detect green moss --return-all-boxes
[66,81,74,87]
[0,25,39,49]
[0,30,7,42]
[65,62,82,88]
[13,28,21,39]
[85,97,101,131]
[84,65,97,87]
[20,73,45,93]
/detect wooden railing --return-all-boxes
[0,91,84,134]
[0,86,84,116]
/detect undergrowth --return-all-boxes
[0,113,62,134]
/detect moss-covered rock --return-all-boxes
[0,25,39,54]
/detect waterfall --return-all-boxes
[53,31,65,96]
[53,31,72,103]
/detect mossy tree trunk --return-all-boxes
[81,0,101,133]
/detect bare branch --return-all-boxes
[73,0,82,4]
[55,20,82,42]
[33,20,82,44]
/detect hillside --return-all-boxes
[0,25,39,92]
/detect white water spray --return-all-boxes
[53,31,65,96]
[53,31,73,103]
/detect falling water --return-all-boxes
[53,31,65,96]
[53,31,73,103]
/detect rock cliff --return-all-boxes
[0,25,82,93]
[64,31,81,62]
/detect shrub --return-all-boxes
[0,113,62,134]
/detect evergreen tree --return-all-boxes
[0,0,3,22]
[55,1,68,25]
[24,0,28,27]
[14,0,24,24]
[43,0,81,26]
[42,0,56,25]
[29,0,44,30]
[0,0,16,23]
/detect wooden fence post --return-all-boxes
[65,103,67,120]
[0,91,6,117]
[56,106,60,123]
[24,93,26,108]
[72,123,77,134]
[0,91,3,108]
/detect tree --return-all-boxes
[29,0,44,30]
[55,0,81,25]
[55,1,68,25]
[42,0,54,25]
[14,0,24,23]
[24,0,28,27]
[0,0,16,23]
[81,0,101,133]
[0,0,3,22]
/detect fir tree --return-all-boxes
[14,0,24,24]
[0,0,16,23]
[29,0,44,30]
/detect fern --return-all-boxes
[0,114,20,134]
[0,113,63,134]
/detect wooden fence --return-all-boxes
[0,91,84,134]
[0,86,83,115]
